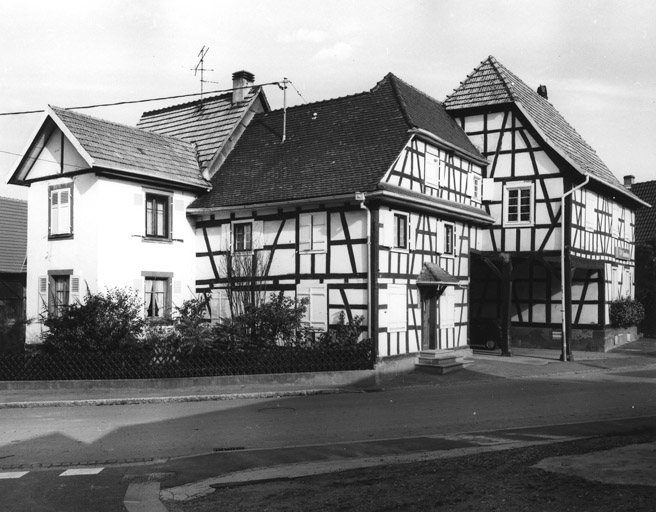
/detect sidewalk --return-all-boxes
[1,338,654,408]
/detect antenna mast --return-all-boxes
[280,77,289,143]
[192,46,213,104]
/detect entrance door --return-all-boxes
[421,292,438,350]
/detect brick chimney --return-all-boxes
[623,175,635,189]
[232,70,255,104]
[537,85,548,99]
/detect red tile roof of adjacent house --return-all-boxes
[48,106,209,189]
[0,197,27,273]
[629,181,656,244]
[190,73,485,210]
[444,56,643,204]
[136,88,264,173]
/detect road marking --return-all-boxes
[60,468,104,476]
[0,471,29,479]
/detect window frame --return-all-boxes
[393,213,408,250]
[145,192,172,240]
[48,183,74,239]
[298,212,327,253]
[142,272,173,320]
[504,182,534,226]
[233,222,253,253]
[471,175,482,203]
[443,223,455,256]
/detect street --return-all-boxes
[0,361,655,511]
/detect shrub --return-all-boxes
[318,311,364,347]
[41,287,145,352]
[609,297,645,329]
[214,292,309,351]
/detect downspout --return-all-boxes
[560,174,589,361]
[356,192,372,339]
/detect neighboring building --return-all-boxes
[0,196,27,351]
[627,178,656,336]
[187,74,493,362]
[9,73,268,343]
[444,56,648,354]
[628,179,656,245]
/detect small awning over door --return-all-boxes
[416,262,460,287]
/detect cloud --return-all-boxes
[278,28,327,44]
[312,42,354,61]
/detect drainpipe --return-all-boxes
[560,174,589,361]
[356,192,372,339]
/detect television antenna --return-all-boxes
[192,46,214,103]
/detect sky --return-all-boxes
[1,0,655,200]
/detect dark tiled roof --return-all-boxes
[137,89,261,172]
[444,56,623,189]
[190,74,483,209]
[417,262,460,286]
[0,197,27,273]
[50,106,207,189]
[630,181,656,244]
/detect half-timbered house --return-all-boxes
[187,74,493,366]
[444,56,648,355]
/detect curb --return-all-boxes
[0,388,356,409]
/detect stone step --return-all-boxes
[415,361,465,375]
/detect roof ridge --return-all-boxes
[264,88,372,115]
[140,90,245,118]
[386,74,414,128]
[487,56,516,102]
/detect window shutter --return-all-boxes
[312,213,327,252]
[220,223,231,252]
[38,276,48,313]
[252,220,264,250]
[482,178,495,202]
[585,199,596,231]
[70,275,81,304]
[50,191,58,235]
[387,285,407,332]
[407,216,414,251]
[299,214,312,252]
[439,289,455,329]
[379,209,393,247]
[298,285,327,330]
[59,190,71,234]
[425,151,440,187]
[611,204,619,237]
[168,196,174,239]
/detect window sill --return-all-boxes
[142,236,173,244]
[390,247,409,254]
[48,234,74,241]
[298,250,327,255]
[503,221,534,227]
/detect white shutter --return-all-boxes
[298,284,327,330]
[379,209,393,247]
[585,197,596,231]
[439,288,455,329]
[70,275,81,304]
[312,213,327,252]
[59,189,71,234]
[611,204,619,237]
[220,223,231,252]
[425,151,440,187]
[210,288,230,323]
[407,216,414,251]
[38,276,48,313]
[299,214,312,252]
[387,284,407,332]
[252,220,264,249]
[482,178,495,201]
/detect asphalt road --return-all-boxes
[1,365,655,511]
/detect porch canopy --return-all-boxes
[416,262,459,292]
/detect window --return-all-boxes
[299,212,327,252]
[297,284,327,330]
[145,193,170,238]
[471,175,482,202]
[504,183,533,225]
[49,184,73,238]
[144,276,171,319]
[394,213,408,249]
[444,224,454,255]
[38,273,80,317]
[233,222,253,252]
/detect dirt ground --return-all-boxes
[164,430,655,512]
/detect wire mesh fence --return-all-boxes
[0,340,376,381]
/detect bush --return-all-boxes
[318,311,364,347]
[609,297,645,329]
[42,287,145,352]
[213,292,310,351]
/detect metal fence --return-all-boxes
[0,341,376,381]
